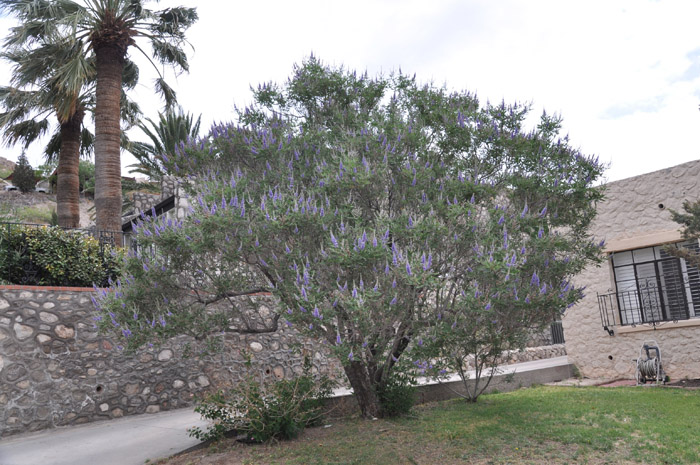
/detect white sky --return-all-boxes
[1,0,700,183]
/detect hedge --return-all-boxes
[0,225,123,287]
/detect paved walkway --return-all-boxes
[0,409,208,465]
[0,356,571,465]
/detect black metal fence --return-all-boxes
[0,222,128,287]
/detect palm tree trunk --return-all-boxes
[94,44,124,239]
[56,109,84,228]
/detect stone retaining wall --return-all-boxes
[0,286,342,438]
[0,285,568,438]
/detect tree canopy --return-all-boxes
[0,0,197,233]
[95,58,606,417]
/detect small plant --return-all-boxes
[376,367,416,417]
[571,364,582,380]
[189,357,335,443]
[50,208,59,226]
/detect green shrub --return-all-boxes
[0,225,123,287]
[189,358,335,443]
[376,369,417,418]
[13,152,36,193]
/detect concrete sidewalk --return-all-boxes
[0,356,572,465]
[0,408,208,465]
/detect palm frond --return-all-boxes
[150,38,188,72]
[44,128,62,162]
[80,126,94,156]
[122,58,139,90]
[2,118,50,147]
[154,77,176,111]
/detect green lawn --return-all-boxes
[160,385,700,465]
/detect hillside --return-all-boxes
[0,156,15,174]
[0,190,95,227]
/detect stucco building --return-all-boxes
[564,159,700,380]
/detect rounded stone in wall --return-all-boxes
[54,325,75,339]
[40,312,59,323]
[272,365,285,379]
[158,349,173,361]
[249,342,263,352]
[4,363,28,382]
[13,323,33,340]
[0,354,4,373]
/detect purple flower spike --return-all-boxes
[336,334,342,345]
[348,351,354,361]
[406,262,412,276]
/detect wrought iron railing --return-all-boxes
[0,222,129,287]
[598,279,698,335]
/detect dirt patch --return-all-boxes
[666,378,700,389]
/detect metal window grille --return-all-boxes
[598,240,700,334]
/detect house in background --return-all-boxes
[564,159,700,380]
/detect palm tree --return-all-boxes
[0,34,92,227]
[77,1,197,234]
[126,107,201,181]
[0,0,197,234]
[0,17,142,228]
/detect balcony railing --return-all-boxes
[598,280,698,335]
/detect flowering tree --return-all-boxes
[94,58,605,418]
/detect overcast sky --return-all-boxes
[1,0,699,182]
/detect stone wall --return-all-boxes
[564,160,700,380]
[130,192,161,214]
[0,286,342,438]
[1,284,570,438]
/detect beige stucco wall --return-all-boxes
[564,159,700,380]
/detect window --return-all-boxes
[610,240,700,325]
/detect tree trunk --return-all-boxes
[94,44,124,241]
[56,109,84,228]
[343,361,380,418]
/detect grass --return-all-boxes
[4,204,55,224]
[160,385,700,465]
